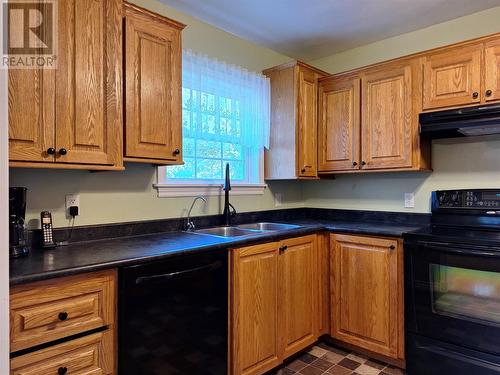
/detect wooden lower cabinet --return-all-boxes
[10,270,117,374]
[230,235,322,375]
[330,234,404,360]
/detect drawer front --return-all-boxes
[10,270,116,352]
[11,330,114,375]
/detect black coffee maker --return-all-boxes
[9,187,29,258]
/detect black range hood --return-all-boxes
[420,103,500,139]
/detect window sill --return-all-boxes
[154,183,267,197]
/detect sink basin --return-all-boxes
[193,226,256,238]
[236,222,301,231]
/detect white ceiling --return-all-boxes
[159,0,500,60]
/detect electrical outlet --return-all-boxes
[65,194,80,213]
[274,193,283,207]
[404,193,415,208]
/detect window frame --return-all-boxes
[155,149,267,197]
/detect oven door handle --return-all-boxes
[135,260,222,284]
[423,243,500,258]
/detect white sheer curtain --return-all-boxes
[182,49,271,149]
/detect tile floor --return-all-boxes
[266,342,405,375]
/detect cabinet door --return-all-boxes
[8,68,55,163]
[56,0,122,166]
[296,67,318,177]
[361,62,413,170]
[318,76,360,172]
[8,0,55,164]
[231,243,281,375]
[279,235,318,358]
[485,40,500,103]
[330,234,400,358]
[125,5,183,163]
[423,45,482,110]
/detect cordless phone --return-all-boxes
[41,211,56,248]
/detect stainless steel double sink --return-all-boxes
[189,222,301,238]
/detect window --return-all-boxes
[156,50,270,197]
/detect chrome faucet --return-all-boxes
[186,196,207,231]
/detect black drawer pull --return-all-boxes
[279,245,288,252]
[58,312,68,321]
[58,148,68,156]
[389,245,396,250]
[47,147,56,155]
[58,367,68,375]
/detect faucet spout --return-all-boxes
[186,196,207,231]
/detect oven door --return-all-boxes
[405,240,500,355]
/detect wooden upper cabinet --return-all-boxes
[56,0,123,166]
[330,234,403,359]
[423,44,482,110]
[263,61,328,180]
[9,0,123,170]
[318,75,360,172]
[361,61,414,170]
[485,40,500,102]
[297,67,318,177]
[124,3,185,164]
[230,242,281,375]
[279,235,318,358]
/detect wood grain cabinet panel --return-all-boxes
[330,234,403,359]
[230,242,281,375]
[10,330,114,375]
[124,3,185,164]
[230,235,321,375]
[10,270,116,353]
[263,61,328,180]
[8,68,55,163]
[280,235,318,358]
[297,67,318,177]
[423,45,482,110]
[56,0,122,166]
[318,75,360,172]
[361,62,414,170]
[9,0,123,170]
[485,40,500,103]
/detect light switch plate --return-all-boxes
[404,193,415,208]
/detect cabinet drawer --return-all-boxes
[10,330,114,375]
[10,270,116,353]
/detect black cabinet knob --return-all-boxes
[389,245,396,250]
[486,89,493,97]
[58,312,68,321]
[472,92,479,99]
[279,245,288,252]
[58,148,67,156]
[173,148,180,155]
[301,168,306,173]
[47,147,56,155]
[361,161,366,166]
[58,367,68,375]
[352,161,358,166]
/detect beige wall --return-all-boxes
[304,6,500,213]
[9,0,300,229]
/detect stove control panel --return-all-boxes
[434,189,500,210]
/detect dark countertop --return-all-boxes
[10,219,426,286]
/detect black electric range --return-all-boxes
[404,189,500,375]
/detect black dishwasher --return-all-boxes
[119,251,228,375]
